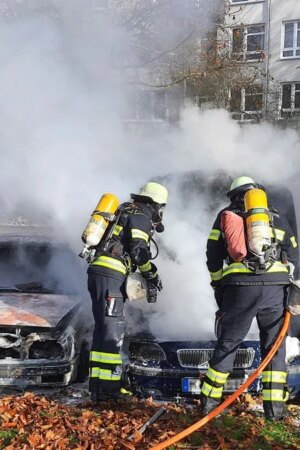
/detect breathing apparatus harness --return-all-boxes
[228,203,282,275]
[93,201,161,272]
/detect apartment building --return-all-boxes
[224,0,300,123]
[86,1,300,127]
[123,0,300,126]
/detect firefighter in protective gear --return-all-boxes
[87,181,168,402]
[201,176,299,420]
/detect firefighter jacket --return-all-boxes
[207,201,299,286]
[88,202,155,279]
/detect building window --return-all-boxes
[232,25,265,61]
[282,21,300,58]
[230,85,263,121]
[127,90,167,122]
[281,83,300,117]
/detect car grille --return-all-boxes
[177,348,255,369]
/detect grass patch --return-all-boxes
[253,439,273,450]
[217,414,249,441]
[178,413,194,426]
[189,431,205,447]
[0,429,18,448]
[19,434,28,444]
[259,421,300,448]
[68,434,79,445]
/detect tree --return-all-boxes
[108,1,281,124]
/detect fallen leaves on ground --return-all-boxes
[0,393,299,450]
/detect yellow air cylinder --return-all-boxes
[244,188,271,256]
[81,193,120,251]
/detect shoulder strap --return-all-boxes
[230,207,246,218]
[100,203,131,252]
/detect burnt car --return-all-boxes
[0,223,89,388]
[123,171,300,402]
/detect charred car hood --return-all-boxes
[0,293,80,328]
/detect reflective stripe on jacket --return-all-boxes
[91,255,127,275]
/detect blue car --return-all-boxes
[123,335,300,402]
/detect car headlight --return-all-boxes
[58,332,75,360]
[129,342,166,363]
[29,341,64,360]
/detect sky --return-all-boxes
[0,0,300,340]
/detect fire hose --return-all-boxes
[149,309,291,450]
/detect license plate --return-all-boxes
[182,376,249,394]
[225,376,248,392]
[182,377,201,394]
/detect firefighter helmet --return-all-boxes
[227,176,256,199]
[131,181,168,205]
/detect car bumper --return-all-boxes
[0,360,76,387]
[126,363,260,400]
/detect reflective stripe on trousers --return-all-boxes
[200,366,229,400]
[262,370,288,403]
[90,366,122,381]
[90,351,122,365]
[262,371,287,384]
[263,389,289,402]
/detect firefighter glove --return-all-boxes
[143,263,163,291]
[146,281,158,303]
[151,273,163,291]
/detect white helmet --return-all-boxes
[131,181,168,205]
[227,176,256,199]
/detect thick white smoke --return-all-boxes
[130,109,300,340]
[0,1,299,341]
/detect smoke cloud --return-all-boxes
[0,1,299,341]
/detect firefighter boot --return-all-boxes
[90,379,100,404]
[90,389,100,404]
[263,402,287,421]
[90,386,111,404]
[112,387,134,402]
[200,394,220,415]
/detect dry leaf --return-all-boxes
[1,422,18,428]
[131,431,143,443]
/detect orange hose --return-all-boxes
[150,310,291,450]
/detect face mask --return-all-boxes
[153,204,165,223]
[152,205,165,232]
[155,223,165,233]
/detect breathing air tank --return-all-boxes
[244,188,272,256]
[80,193,120,260]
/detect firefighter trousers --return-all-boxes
[205,284,288,417]
[87,268,127,395]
